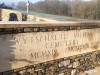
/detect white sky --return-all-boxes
[0,0,92,5]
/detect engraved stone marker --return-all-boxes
[0,28,100,72]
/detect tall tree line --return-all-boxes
[17,0,100,20]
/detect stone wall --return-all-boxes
[0,50,100,75]
[27,15,56,22]
[0,22,100,75]
[0,9,1,21]
[0,9,56,21]
[1,9,22,21]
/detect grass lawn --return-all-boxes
[16,9,87,21]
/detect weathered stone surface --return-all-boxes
[0,28,100,72]
[58,73,64,75]
[73,62,79,68]
[71,69,77,75]
[0,9,56,21]
[0,20,100,75]
[0,50,100,75]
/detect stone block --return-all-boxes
[73,62,79,68]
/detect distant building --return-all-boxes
[0,2,12,9]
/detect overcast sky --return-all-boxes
[0,0,44,4]
[0,0,91,5]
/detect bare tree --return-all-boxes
[16,0,100,20]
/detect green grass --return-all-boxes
[16,9,87,21]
